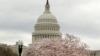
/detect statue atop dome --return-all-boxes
[45,0,50,13]
[46,0,49,5]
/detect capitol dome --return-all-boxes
[37,13,57,23]
[32,0,62,42]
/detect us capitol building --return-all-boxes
[32,0,61,42]
[11,0,100,56]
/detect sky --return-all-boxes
[0,0,100,50]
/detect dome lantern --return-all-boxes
[45,0,50,13]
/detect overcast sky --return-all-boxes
[0,0,100,50]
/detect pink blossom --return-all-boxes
[24,34,90,56]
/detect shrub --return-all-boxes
[0,44,18,56]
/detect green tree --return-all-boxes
[0,44,18,56]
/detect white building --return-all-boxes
[32,0,62,43]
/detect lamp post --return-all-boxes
[94,52,96,56]
[18,40,23,56]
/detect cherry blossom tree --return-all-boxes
[24,34,90,56]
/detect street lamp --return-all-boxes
[18,40,23,56]
[94,52,96,56]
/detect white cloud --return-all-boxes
[75,34,100,50]
[0,29,31,46]
[0,0,100,50]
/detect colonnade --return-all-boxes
[35,26,59,31]
[33,34,61,41]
